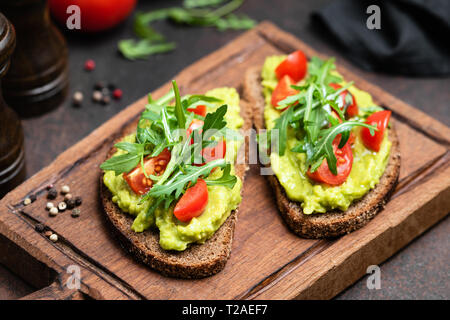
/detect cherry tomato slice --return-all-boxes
[329,83,358,118]
[174,179,209,222]
[186,118,204,144]
[307,136,353,186]
[186,119,226,165]
[195,139,226,166]
[275,50,308,82]
[361,110,391,152]
[123,148,171,195]
[187,104,207,117]
[271,75,299,110]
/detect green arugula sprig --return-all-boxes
[100,80,239,218]
[269,57,377,175]
[119,0,256,60]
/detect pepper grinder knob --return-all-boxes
[0,13,26,198]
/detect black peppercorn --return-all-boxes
[35,223,45,233]
[29,194,36,202]
[101,95,111,105]
[47,188,57,199]
[71,208,80,218]
[66,198,76,209]
[74,196,82,206]
[107,83,116,91]
[94,81,105,90]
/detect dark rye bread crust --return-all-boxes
[100,100,252,279]
[243,67,401,238]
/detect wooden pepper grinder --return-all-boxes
[0,13,26,198]
[0,0,68,117]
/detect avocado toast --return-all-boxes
[244,51,400,238]
[100,81,251,278]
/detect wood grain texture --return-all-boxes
[0,22,448,300]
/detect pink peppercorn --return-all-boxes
[112,89,123,100]
[84,59,95,71]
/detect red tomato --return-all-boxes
[49,0,136,32]
[275,50,308,82]
[187,105,207,117]
[174,179,209,222]
[348,132,356,145]
[123,148,171,195]
[307,136,353,186]
[186,118,204,143]
[271,75,299,110]
[361,110,391,152]
[197,139,226,166]
[329,83,358,118]
[186,119,226,165]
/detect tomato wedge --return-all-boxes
[329,83,358,118]
[198,139,226,165]
[123,148,171,195]
[271,75,299,110]
[307,136,353,186]
[186,118,204,143]
[361,110,391,152]
[275,50,308,82]
[187,104,207,117]
[174,179,209,222]
[186,119,226,165]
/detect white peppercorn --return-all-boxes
[61,185,70,194]
[49,234,58,242]
[58,202,67,211]
[49,207,59,216]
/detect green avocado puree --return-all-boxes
[262,56,391,214]
[103,88,243,251]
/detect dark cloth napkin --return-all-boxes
[312,0,450,76]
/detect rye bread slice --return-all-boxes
[100,100,252,279]
[243,67,401,238]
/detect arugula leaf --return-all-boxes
[214,14,256,31]
[204,164,237,188]
[100,153,141,176]
[118,40,175,60]
[308,121,377,174]
[172,80,186,129]
[119,0,255,61]
[160,107,175,144]
[149,159,227,199]
[186,94,223,104]
[202,105,227,139]
[114,142,145,154]
[307,56,342,85]
[272,106,294,155]
[134,11,168,41]
[184,0,227,8]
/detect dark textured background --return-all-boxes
[0,0,448,299]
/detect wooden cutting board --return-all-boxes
[0,22,449,300]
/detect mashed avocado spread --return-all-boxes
[262,56,391,214]
[103,88,243,251]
